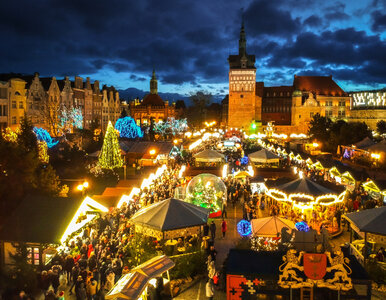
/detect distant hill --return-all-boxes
[118,87,225,106]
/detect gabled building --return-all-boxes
[129,70,175,125]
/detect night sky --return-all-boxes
[0,0,385,95]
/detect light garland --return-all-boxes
[222,164,228,179]
[37,141,49,163]
[33,127,59,148]
[115,117,143,139]
[237,220,252,237]
[2,127,18,142]
[98,121,123,169]
[251,236,279,251]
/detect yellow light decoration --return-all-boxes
[83,181,89,188]
[248,165,254,177]
[222,164,228,178]
[2,127,19,142]
[312,142,319,147]
[184,131,192,138]
[316,191,346,206]
[305,158,313,165]
[329,167,341,178]
[76,184,84,191]
[149,149,156,155]
[362,180,381,193]
[37,141,49,163]
[288,193,316,210]
[60,196,108,243]
[312,161,324,170]
[289,152,295,158]
[371,153,381,160]
[266,189,288,202]
[295,154,303,161]
[189,138,202,150]
[341,171,355,184]
[117,187,141,208]
[290,133,308,139]
[178,165,186,178]
[293,166,298,174]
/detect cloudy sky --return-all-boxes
[0,0,385,95]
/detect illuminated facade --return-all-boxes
[349,90,386,130]
[129,70,175,125]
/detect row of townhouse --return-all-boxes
[0,73,121,134]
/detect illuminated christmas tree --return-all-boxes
[98,121,123,169]
[186,178,222,212]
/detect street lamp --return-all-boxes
[149,149,156,156]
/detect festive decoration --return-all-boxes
[186,173,226,213]
[37,141,49,163]
[98,121,123,169]
[33,127,59,148]
[154,117,188,136]
[237,220,252,237]
[2,127,18,142]
[295,221,310,232]
[251,236,279,251]
[240,156,249,165]
[60,106,83,131]
[115,117,143,139]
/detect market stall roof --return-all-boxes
[251,216,295,237]
[250,175,265,183]
[130,198,209,231]
[106,255,175,300]
[193,149,225,162]
[234,171,251,178]
[365,139,386,153]
[354,137,375,149]
[344,206,386,236]
[248,149,280,163]
[0,196,82,244]
[119,140,173,155]
[274,177,340,197]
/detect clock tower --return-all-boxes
[227,21,259,131]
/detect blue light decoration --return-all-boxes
[237,219,252,237]
[33,127,59,148]
[115,117,143,139]
[295,221,310,232]
[241,156,249,165]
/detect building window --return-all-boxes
[12,116,17,124]
[299,115,301,119]
[0,88,7,98]
[326,110,333,117]
[326,101,332,106]
[339,101,346,107]
[0,105,7,116]
[12,101,16,108]
[27,247,40,265]
[240,94,243,98]
[338,110,346,117]
[19,102,24,109]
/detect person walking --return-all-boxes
[206,278,214,300]
[221,219,227,239]
[222,201,228,219]
[209,221,216,241]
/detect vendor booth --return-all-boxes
[248,149,280,167]
[129,198,209,240]
[362,179,386,204]
[193,149,225,166]
[343,207,386,267]
[106,255,175,300]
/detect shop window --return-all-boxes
[27,247,40,265]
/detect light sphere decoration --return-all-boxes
[237,220,252,237]
[115,117,143,139]
[295,221,310,232]
[185,173,227,213]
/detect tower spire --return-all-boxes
[239,19,246,57]
[150,69,158,94]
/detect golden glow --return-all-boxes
[117,187,141,208]
[149,149,156,155]
[312,142,319,148]
[189,139,202,150]
[83,181,89,188]
[371,153,381,160]
[76,184,83,191]
[306,158,313,165]
[222,164,228,178]
[248,165,254,177]
[61,196,108,243]
[173,139,178,144]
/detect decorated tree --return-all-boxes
[186,178,223,212]
[115,116,143,139]
[98,121,123,169]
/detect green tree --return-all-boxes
[98,121,123,169]
[188,91,212,125]
[377,120,386,135]
[17,114,39,154]
[37,165,60,195]
[308,114,332,149]
[7,243,38,293]
[120,107,128,118]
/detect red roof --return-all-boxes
[293,75,346,96]
[142,93,165,106]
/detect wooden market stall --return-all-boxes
[248,149,281,168]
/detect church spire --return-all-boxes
[239,19,247,57]
[150,68,157,94]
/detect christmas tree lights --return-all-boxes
[38,141,49,163]
[33,127,59,148]
[98,121,123,169]
[115,117,143,139]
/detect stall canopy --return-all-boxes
[130,198,209,231]
[354,137,375,149]
[344,206,386,236]
[365,139,386,153]
[234,171,251,178]
[275,177,337,197]
[248,149,280,163]
[106,255,175,300]
[251,216,295,237]
[194,149,225,162]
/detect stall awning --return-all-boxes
[193,149,225,162]
[251,216,295,237]
[248,149,280,163]
[106,255,175,300]
[344,206,386,236]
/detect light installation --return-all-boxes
[98,121,123,169]
[295,221,310,232]
[115,117,143,139]
[351,91,386,107]
[60,106,83,130]
[237,220,252,237]
[154,117,188,135]
[33,127,59,148]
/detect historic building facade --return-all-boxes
[226,23,352,134]
[0,73,119,134]
[129,70,175,125]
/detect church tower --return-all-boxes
[150,69,158,94]
[227,21,257,131]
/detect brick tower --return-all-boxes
[227,21,256,131]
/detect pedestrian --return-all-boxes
[203,223,209,237]
[87,277,98,299]
[209,221,216,241]
[209,245,217,262]
[222,200,227,219]
[206,278,214,300]
[57,291,65,300]
[221,219,227,238]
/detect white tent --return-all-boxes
[194,149,225,162]
[248,149,280,164]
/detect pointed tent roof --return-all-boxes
[130,198,209,231]
[251,216,295,237]
[365,139,386,153]
[354,137,375,149]
[194,149,225,162]
[344,207,386,236]
[275,177,337,197]
[248,149,280,163]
